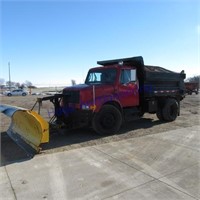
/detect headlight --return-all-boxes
[82,105,90,110]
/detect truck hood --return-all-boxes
[63,83,115,94]
[63,83,115,108]
[63,84,90,91]
[64,83,115,91]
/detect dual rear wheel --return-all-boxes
[156,99,179,122]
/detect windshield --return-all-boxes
[85,68,117,84]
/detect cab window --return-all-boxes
[85,68,117,84]
[120,69,136,84]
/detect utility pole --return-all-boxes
[8,62,11,90]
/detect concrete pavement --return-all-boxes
[1,125,199,200]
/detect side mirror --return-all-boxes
[130,69,136,82]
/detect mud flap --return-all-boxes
[0,104,49,157]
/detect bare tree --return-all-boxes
[15,82,21,88]
[24,80,33,88]
[6,81,15,87]
[187,75,200,83]
[20,84,25,89]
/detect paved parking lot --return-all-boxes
[0,125,199,200]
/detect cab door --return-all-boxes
[118,68,139,107]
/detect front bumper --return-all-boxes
[56,108,93,129]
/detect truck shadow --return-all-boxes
[1,132,31,166]
[120,118,163,133]
[41,117,165,151]
[1,117,165,166]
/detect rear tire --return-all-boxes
[92,105,122,135]
[7,93,12,96]
[22,93,26,96]
[156,107,164,121]
[162,99,178,122]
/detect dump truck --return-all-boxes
[184,82,199,95]
[0,56,186,156]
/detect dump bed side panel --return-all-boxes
[143,65,186,98]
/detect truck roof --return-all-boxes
[89,65,119,71]
[97,56,144,67]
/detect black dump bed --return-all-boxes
[143,65,185,97]
[97,56,186,98]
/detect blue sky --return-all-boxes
[1,0,200,86]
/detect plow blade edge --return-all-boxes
[0,105,49,156]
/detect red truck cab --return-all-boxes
[82,65,139,110]
[61,64,140,134]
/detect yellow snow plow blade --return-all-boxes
[0,105,49,156]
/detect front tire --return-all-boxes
[92,105,122,135]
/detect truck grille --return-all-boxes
[63,90,80,104]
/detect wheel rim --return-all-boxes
[101,112,115,129]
